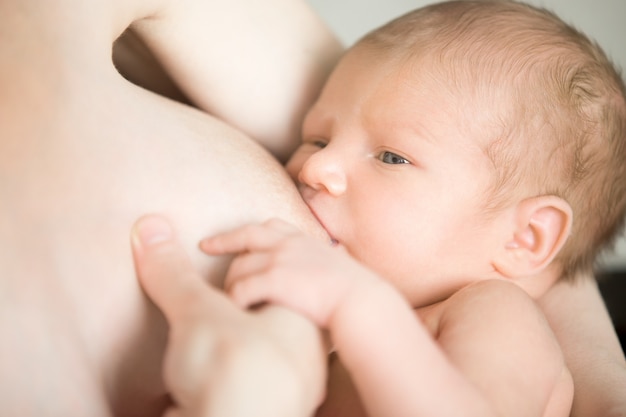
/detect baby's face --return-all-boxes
[287,48,509,307]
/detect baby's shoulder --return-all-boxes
[439,279,552,338]
[449,278,537,309]
[438,280,572,417]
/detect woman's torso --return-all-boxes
[0,1,324,415]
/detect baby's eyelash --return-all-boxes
[303,137,328,148]
[379,151,410,164]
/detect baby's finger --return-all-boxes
[223,251,272,292]
[228,273,317,324]
[229,276,276,310]
[262,218,301,234]
[200,221,291,255]
[132,215,212,323]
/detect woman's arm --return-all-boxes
[113,28,191,105]
[539,272,626,417]
[120,0,343,161]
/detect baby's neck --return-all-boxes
[515,265,564,300]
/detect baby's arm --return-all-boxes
[202,220,572,417]
[324,276,572,417]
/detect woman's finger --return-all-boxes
[131,214,212,322]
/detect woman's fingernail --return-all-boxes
[134,215,173,247]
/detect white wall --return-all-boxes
[305,0,626,270]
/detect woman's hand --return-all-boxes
[131,215,327,417]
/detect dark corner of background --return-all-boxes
[597,269,626,353]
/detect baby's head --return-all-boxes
[287,0,626,305]
[355,0,626,280]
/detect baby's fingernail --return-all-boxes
[134,215,173,247]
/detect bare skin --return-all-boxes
[2,0,625,416]
[539,277,626,417]
[0,0,340,415]
[131,216,328,417]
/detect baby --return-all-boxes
[201,1,626,416]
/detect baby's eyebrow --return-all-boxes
[379,117,439,147]
[302,106,335,136]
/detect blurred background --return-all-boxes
[305,0,625,75]
[305,0,626,347]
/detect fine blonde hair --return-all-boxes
[358,0,626,279]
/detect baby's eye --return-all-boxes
[303,138,327,149]
[379,151,410,165]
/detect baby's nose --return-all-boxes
[298,149,347,196]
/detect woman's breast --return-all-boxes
[0,74,325,417]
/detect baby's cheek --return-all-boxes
[284,158,301,182]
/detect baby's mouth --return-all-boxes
[302,199,337,245]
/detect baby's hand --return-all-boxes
[201,218,379,328]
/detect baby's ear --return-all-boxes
[493,196,572,279]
